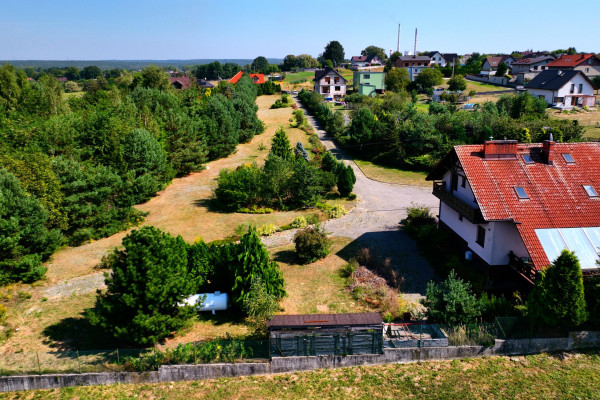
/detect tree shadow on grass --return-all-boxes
[43,314,118,351]
[272,248,298,265]
[193,197,226,212]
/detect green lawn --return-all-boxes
[354,160,429,186]
[283,71,314,83]
[440,79,509,93]
[5,352,600,399]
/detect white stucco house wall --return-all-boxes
[525,70,596,109]
[313,68,347,100]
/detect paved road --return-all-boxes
[265,97,440,297]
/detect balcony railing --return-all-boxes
[508,251,537,284]
[432,181,484,224]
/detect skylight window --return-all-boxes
[562,153,575,164]
[522,154,534,164]
[515,187,529,199]
[584,185,599,198]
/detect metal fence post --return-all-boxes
[77,350,81,374]
[36,351,41,375]
[117,349,120,365]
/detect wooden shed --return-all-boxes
[267,313,383,357]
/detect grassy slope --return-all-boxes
[547,108,600,139]
[354,160,429,186]
[3,352,600,399]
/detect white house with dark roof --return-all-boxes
[525,70,596,109]
[511,56,554,74]
[313,68,347,100]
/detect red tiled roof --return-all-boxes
[351,56,367,62]
[546,54,597,68]
[452,142,600,270]
[228,71,244,84]
[249,73,265,84]
[169,76,191,89]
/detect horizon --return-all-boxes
[2,0,598,61]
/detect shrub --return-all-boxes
[291,216,308,229]
[527,250,587,327]
[478,293,517,322]
[422,270,481,324]
[340,259,358,278]
[584,275,600,326]
[347,266,406,319]
[214,164,262,211]
[336,165,356,197]
[237,206,274,214]
[305,213,320,225]
[404,203,436,232]
[294,225,332,264]
[257,224,278,236]
[327,204,347,219]
[243,277,278,335]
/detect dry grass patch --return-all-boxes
[547,108,600,139]
[275,237,369,315]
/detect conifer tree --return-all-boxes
[270,126,293,160]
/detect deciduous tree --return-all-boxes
[322,41,345,67]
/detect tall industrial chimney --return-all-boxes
[414,28,417,57]
[397,24,401,53]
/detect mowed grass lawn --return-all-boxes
[354,160,429,186]
[4,352,600,399]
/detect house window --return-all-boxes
[570,84,575,93]
[584,185,599,198]
[579,84,583,93]
[522,154,534,164]
[562,153,575,164]
[554,97,564,103]
[476,226,486,247]
[586,68,590,73]
[363,74,370,79]
[322,87,330,94]
[334,86,341,91]
[533,66,538,70]
[334,77,339,83]
[515,186,529,199]
[461,176,466,188]
[325,77,330,84]
[451,172,458,192]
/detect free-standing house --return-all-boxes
[267,313,383,357]
[480,55,514,76]
[314,68,347,100]
[427,140,600,285]
[395,55,432,81]
[353,71,386,97]
[525,70,596,109]
[544,53,600,78]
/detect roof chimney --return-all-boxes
[483,139,518,160]
[542,138,555,165]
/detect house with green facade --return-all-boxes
[353,71,386,97]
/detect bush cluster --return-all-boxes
[270,94,293,109]
[86,225,285,345]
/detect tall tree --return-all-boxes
[140,65,172,91]
[322,41,345,67]
[414,68,443,90]
[86,226,196,345]
[527,250,587,327]
[251,56,269,73]
[80,65,102,80]
[361,45,387,60]
[385,68,410,93]
[496,62,508,77]
[447,74,467,91]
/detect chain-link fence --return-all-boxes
[0,340,269,376]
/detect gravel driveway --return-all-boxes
[265,97,441,296]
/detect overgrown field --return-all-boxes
[3,352,599,399]
[548,108,600,139]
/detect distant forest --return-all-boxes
[0,59,283,70]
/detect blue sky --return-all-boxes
[1,0,598,60]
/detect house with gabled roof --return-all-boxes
[395,55,432,81]
[510,56,555,74]
[481,55,514,76]
[544,54,600,77]
[169,76,192,89]
[228,71,265,85]
[427,139,600,285]
[350,55,384,68]
[314,68,347,100]
[525,70,596,109]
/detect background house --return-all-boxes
[350,55,385,69]
[427,140,600,285]
[169,76,192,89]
[480,55,514,76]
[511,56,555,74]
[314,68,347,100]
[395,55,431,81]
[353,71,386,97]
[544,54,600,77]
[525,70,596,109]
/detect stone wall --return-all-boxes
[2,331,600,393]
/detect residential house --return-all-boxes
[480,55,514,76]
[350,55,385,68]
[427,139,600,285]
[544,54,600,77]
[442,53,459,67]
[525,70,596,109]
[169,76,192,89]
[510,56,554,74]
[353,71,386,97]
[314,68,347,100]
[198,79,215,90]
[395,55,431,81]
[424,51,446,66]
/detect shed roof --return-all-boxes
[267,313,383,328]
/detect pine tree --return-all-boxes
[527,250,587,327]
[337,165,355,197]
[231,226,286,310]
[86,226,196,345]
[270,126,293,160]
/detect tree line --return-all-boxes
[0,64,265,284]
